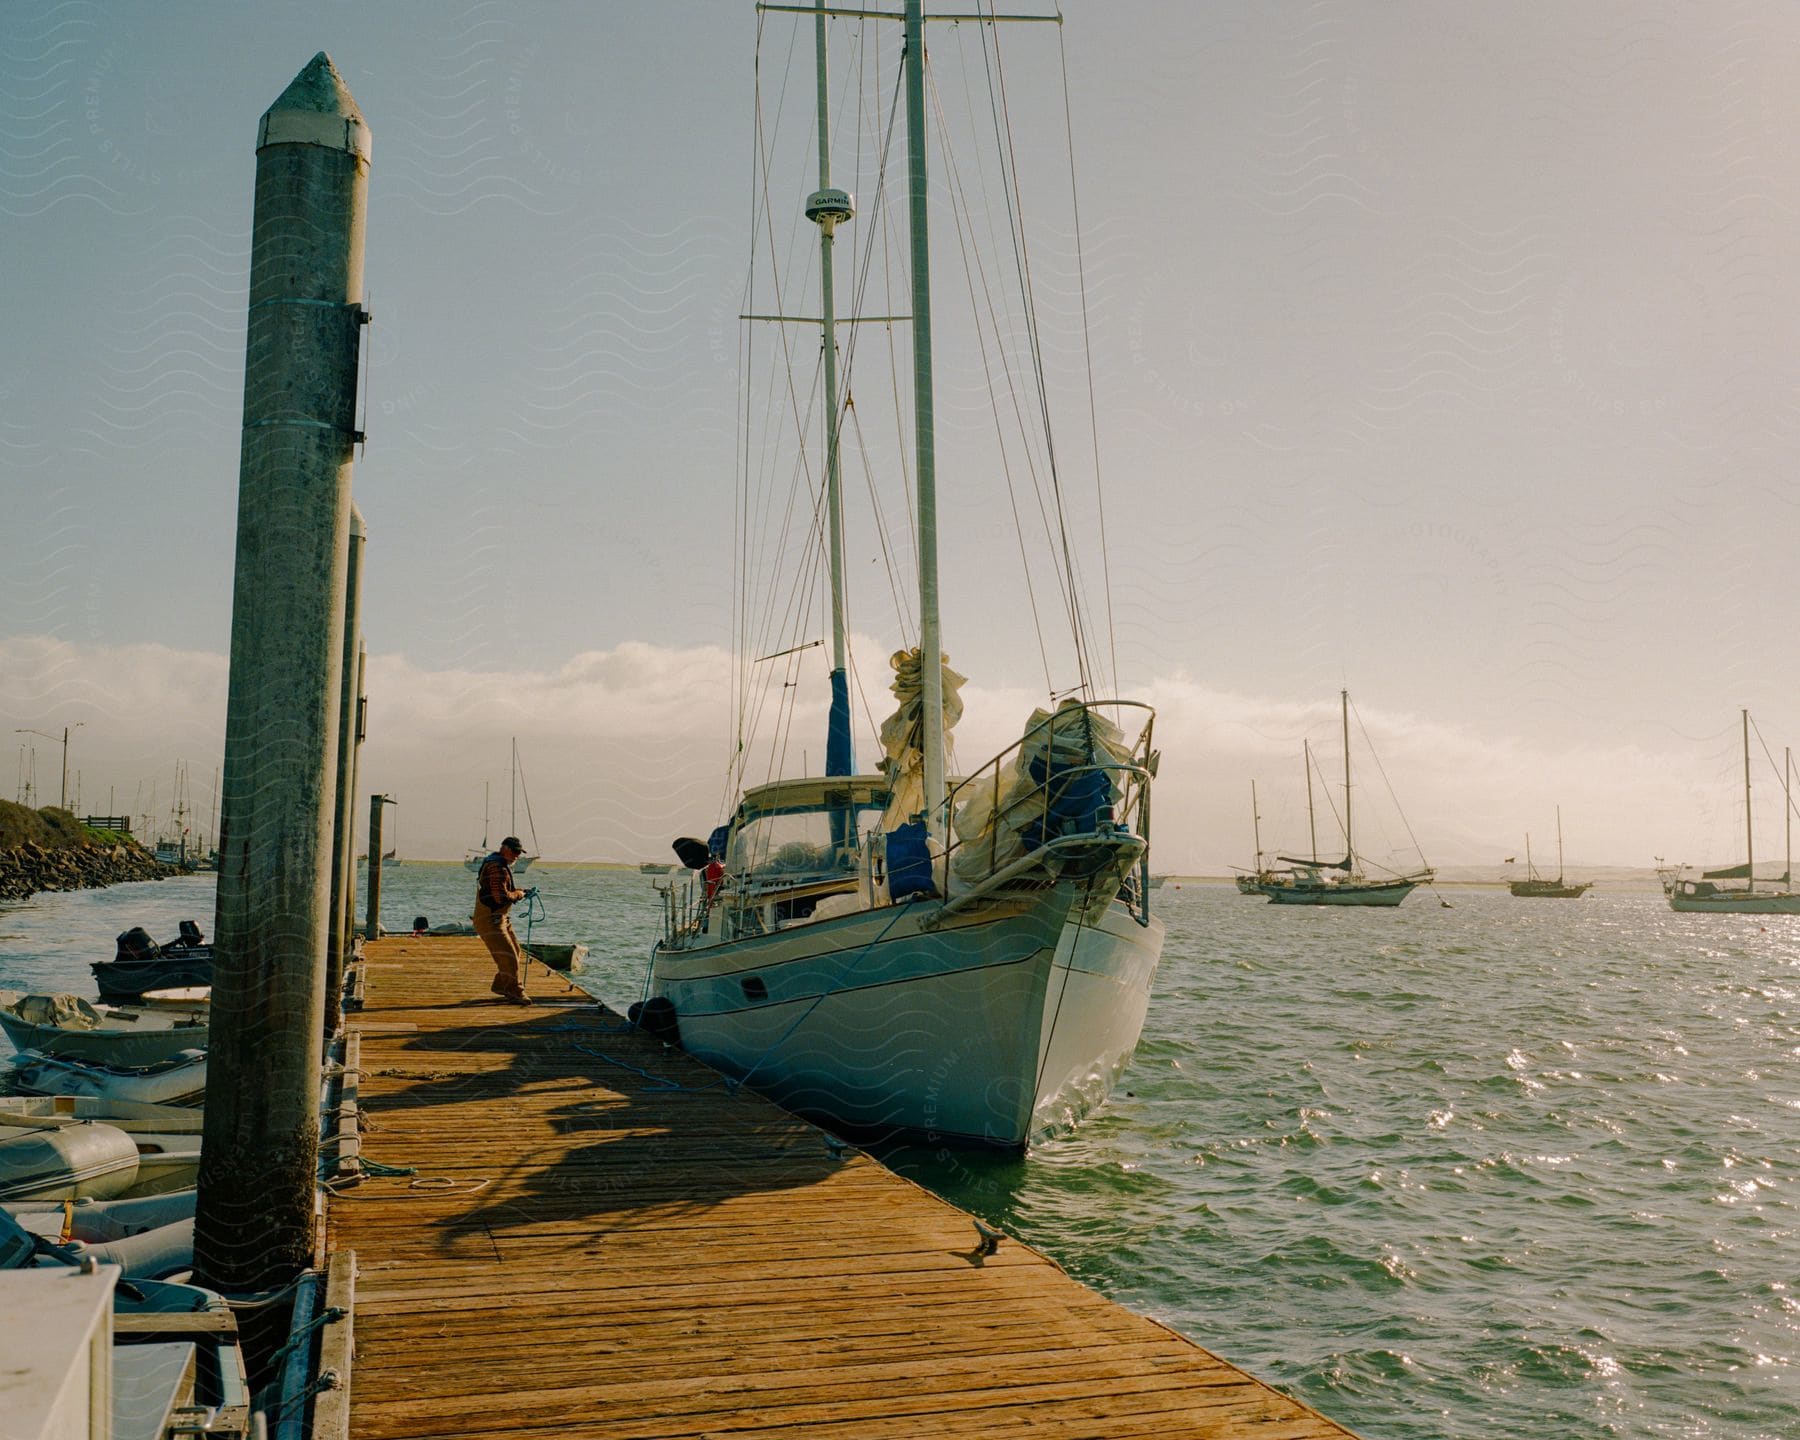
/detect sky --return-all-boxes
[5,1,1800,873]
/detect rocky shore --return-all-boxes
[0,801,187,903]
[0,839,183,904]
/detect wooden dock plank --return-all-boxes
[328,938,1356,1439]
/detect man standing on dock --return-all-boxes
[474,837,532,1004]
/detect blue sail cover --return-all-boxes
[826,668,854,776]
[826,667,855,851]
[886,819,937,900]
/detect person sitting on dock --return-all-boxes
[474,836,533,1004]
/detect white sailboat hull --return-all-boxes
[1669,890,1800,914]
[650,887,1163,1149]
[1260,879,1418,907]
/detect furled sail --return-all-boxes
[878,647,966,826]
[1700,862,1791,883]
[1276,854,1353,872]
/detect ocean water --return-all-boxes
[2,868,1794,1439]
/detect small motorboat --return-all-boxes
[524,942,589,972]
[63,1216,196,1280]
[4,1188,195,1243]
[91,922,213,1002]
[0,991,208,1068]
[0,1120,141,1203]
[6,1206,195,1279]
[0,1233,252,1437]
[7,1048,208,1106]
[0,1097,202,1198]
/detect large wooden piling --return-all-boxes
[195,51,372,1294]
[344,640,367,963]
[324,506,365,1042]
[364,794,391,942]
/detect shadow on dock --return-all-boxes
[328,936,1363,1439]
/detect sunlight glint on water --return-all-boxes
[2,870,1795,1439]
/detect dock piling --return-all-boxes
[343,641,367,964]
[324,507,365,1042]
[195,51,372,1296]
[365,794,392,942]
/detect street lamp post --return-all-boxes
[13,724,82,810]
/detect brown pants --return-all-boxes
[473,904,525,998]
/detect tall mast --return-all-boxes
[1787,746,1792,887]
[1744,708,1755,894]
[904,0,945,831]
[1555,805,1564,884]
[1524,833,1533,882]
[1251,779,1261,870]
[1341,689,1354,871]
[811,0,854,777]
[1304,740,1317,864]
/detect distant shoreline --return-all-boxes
[359,859,1669,893]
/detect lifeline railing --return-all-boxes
[658,701,1159,945]
[940,699,1157,920]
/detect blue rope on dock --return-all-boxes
[564,1037,716,1093]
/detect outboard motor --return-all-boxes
[115,926,160,964]
[173,919,204,950]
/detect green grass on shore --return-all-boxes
[0,800,134,851]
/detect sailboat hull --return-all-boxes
[1509,881,1591,898]
[1260,879,1418,907]
[1669,890,1800,914]
[649,888,1163,1149]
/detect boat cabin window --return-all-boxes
[728,798,888,881]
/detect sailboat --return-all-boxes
[644,0,1164,1151]
[1668,712,1800,914]
[461,782,491,872]
[462,740,540,872]
[1234,779,1286,894]
[1508,807,1589,898]
[1256,690,1433,906]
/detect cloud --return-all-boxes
[0,634,1745,870]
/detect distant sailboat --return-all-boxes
[1508,807,1590,898]
[1668,712,1800,914]
[462,740,541,872]
[1256,690,1433,906]
[1234,779,1283,894]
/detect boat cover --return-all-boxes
[950,702,1131,884]
[0,993,102,1032]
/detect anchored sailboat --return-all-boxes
[1234,779,1284,894]
[1668,711,1800,914]
[1256,690,1433,906]
[645,0,1164,1150]
[1508,806,1589,898]
[462,739,540,872]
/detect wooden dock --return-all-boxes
[325,937,1359,1439]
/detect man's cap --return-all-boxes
[501,836,526,852]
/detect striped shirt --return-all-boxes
[477,853,515,911]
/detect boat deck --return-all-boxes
[326,937,1359,1439]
